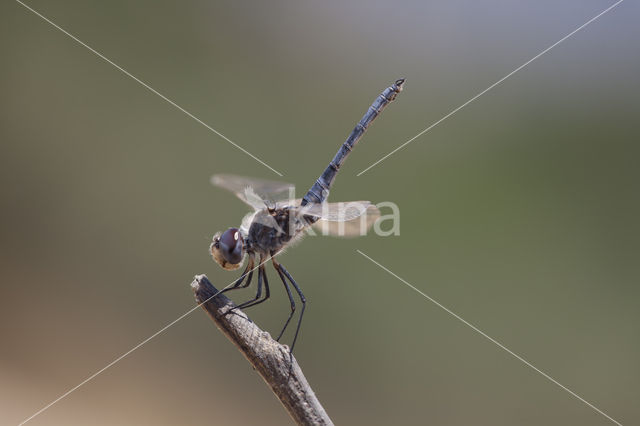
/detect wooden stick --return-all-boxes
[190,274,334,426]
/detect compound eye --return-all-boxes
[219,227,243,264]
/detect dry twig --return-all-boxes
[191,274,333,426]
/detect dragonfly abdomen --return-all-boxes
[301,78,405,208]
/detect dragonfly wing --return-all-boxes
[243,187,268,211]
[276,198,303,210]
[211,174,296,209]
[311,204,380,237]
[239,211,256,237]
[301,201,372,221]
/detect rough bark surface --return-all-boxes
[191,274,333,426]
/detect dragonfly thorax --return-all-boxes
[247,207,309,255]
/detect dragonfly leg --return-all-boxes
[221,254,255,294]
[272,258,296,342]
[230,257,270,312]
[278,263,306,354]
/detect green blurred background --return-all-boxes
[2,1,639,425]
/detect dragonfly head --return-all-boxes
[210,227,245,270]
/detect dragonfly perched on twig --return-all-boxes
[210,79,405,353]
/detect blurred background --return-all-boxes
[2,0,639,424]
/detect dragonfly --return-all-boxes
[210,78,405,353]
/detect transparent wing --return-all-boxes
[301,201,373,221]
[311,204,380,237]
[211,174,296,209]
[239,211,256,237]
